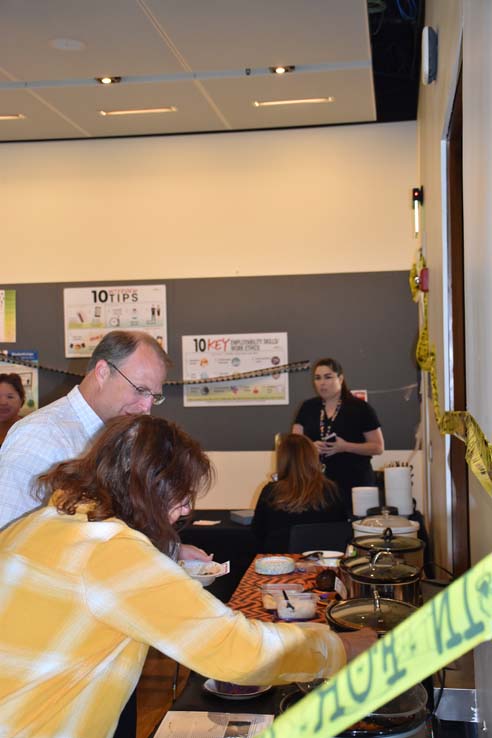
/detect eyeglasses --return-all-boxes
[107,361,165,405]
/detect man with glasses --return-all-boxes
[0,330,207,738]
[0,331,171,530]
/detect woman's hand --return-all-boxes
[319,435,347,457]
[178,544,213,562]
[337,627,378,662]
[314,440,328,456]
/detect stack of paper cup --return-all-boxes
[351,486,380,517]
[384,466,413,515]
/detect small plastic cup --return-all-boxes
[276,592,318,621]
[260,583,303,612]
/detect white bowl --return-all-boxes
[255,556,295,575]
[179,560,223,586]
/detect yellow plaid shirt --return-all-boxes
[0,503,346,738]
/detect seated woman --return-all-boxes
[0,372,25,446]
[252,433,347,552]
[0,415,374,738]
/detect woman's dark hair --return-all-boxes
[0,373,25,405]
[37,415,213,554]
[271,433,341,513]
[313,357,353,401]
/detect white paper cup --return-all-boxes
[384,467,413,515]
[351,486,380,517]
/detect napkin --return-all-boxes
[193,520,221,526]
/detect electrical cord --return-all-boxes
[396,0,417,22]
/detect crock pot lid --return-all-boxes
[343,556,420,583]
[354,534,425,554]
[327,597,416,631]
[360,513,415,528]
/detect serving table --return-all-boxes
[150,555,471,738]
[228,553,334,622]
[151,554,331,732]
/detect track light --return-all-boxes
[95,76,122,85]
[269,65,295,75]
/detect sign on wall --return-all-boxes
[0,290,16,342]
[182,332,289,407]
[63,285,167,358]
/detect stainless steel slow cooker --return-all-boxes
[339,551,421,605]
[282,682,429,737]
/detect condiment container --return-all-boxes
[276,592,318,621]
[260,583,303,611]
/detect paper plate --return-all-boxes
[302,550,344,566]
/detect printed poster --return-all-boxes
[64,285,167,358]
[0,290,16,342]
[0,350,39,414]
[182,332,289,407]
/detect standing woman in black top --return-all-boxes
[292,358,384,513]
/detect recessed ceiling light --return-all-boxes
[49,38,86,51]
[0,113,26,120]
[99,106,177,116]
[269,65,296,75]
[253,96,335,107]
[95,76,122,85]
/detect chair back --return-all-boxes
[288,521,353,553]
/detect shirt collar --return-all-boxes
[67,385,104,438]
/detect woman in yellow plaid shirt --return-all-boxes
[0,414,375,738]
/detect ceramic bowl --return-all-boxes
[179,560,223,586]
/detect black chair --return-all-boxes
[288,521,353,553]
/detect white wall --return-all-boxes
[2,122,416,283]
[417,0,463,568]
[462,1,492,726]
[419,0,492,728]
[2,121,419,518]
[204,449,424,513]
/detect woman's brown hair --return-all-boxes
[270,433,341,513]
[37,415,213,554]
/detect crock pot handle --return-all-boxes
[383,527,394,542]
[371,549,396,569]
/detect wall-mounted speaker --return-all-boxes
[422,26,438,85]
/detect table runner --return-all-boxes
[228,554,336,623]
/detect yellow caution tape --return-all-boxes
[410,252,492,497]
[260,553,492,738]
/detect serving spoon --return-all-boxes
[282,589,295,611]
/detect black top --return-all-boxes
[252,481,347,553]
[294,396,381,505]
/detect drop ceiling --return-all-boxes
[0,0,423,143]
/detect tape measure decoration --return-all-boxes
[410,251,492,498]
[259,553,492,738]
[0,353,310,385]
